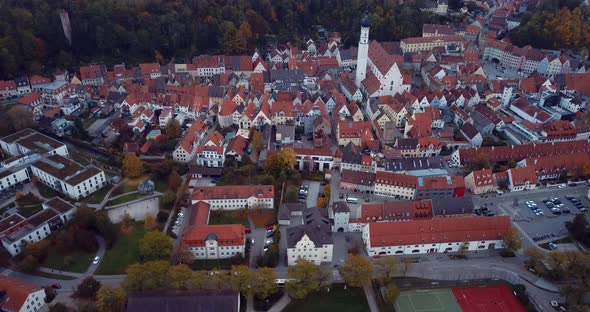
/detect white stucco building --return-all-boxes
[287,208,333,266]
[0,275,46,312]
[363,216,510,256]
[191,185,275,210]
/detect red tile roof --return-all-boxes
[0,275,42,312]
[508,166,537,186]
[458,141,590,164]
[0,80,16,91]
[140,63,161,76]
[368,41,403,76]
[376,171,418,188]
[16,92,41,106]
[361,200,432,222]
[417,176,465,191]
[471,169,495,187]
[564,73,590,96]
[367,216,511,247]
[293,148,333,157]
[192,185,274,201]
[80,65,103,81]
[526,153,590,177]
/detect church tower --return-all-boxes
[355,11,370,87]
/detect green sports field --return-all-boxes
[395,289,462,312]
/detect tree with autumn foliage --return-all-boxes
[264,148,296,181]
[122,153,143,178]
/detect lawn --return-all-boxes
[17,204,43,217]
[95,222,146,275]
[283,285,369,312]
[82,185,114,204]
[106,192,146,206]
[43,248,94,273]
[209,209,249,227]
[37,183,60,199]
[16,193,43,206]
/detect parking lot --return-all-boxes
[473,185,589,246]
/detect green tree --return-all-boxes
[187,270,209,290]
[165,119,182,139]
[162,190,177,207]
[383,283,400,305]
[340,254,375,288]
[264,148,296,181]
[286,259,323,299]
[122,153,143,178]
[252,267,278,299]
[139,231,174,261]
[74,276,101,299]
[124,261,170,291]
[143,214,159,232]
[284,185,300,203]
[167,169,182,192]
[375,256,397,283]
[503,227,523,251]
[96,286,126,312]
[230,265,254,296]
[166,264,194,290]
[251,130,264,155]
[566,213,589,242]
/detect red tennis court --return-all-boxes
[452,285,526,312]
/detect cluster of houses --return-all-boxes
[0,0,589,271]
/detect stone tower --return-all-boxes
[355,11,371,87]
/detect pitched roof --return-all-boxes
[192,185,274,201]
[458,141,590,164]
[471,169,495,187]
[361,200,432,222]
[0,275,43,312]
[508,166,537,186]
[367,216,511,247]
[287,208,332,248]
[376,171,418,188]
[79,64,103,81]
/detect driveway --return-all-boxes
[305,181,321,208]
[249,228,267,268]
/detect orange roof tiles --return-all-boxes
[0,275,42,312]
[192,185,274,201]
[508,166,537,186]
[368,216,511,247]
[376,171,418,188]
[458,141,590,164]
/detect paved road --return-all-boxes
[305,181,320,208]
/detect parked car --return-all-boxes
[548,242,558,250]
[51,283,62,289]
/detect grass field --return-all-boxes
[209,209,249,227]
[395,289,461,312]
[106,192,146,206]
[43,248,94,273]
[95,222,145,275]
[82,185,114,204]
[283,285,369,312]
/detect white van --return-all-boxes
[346,197,359,204]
